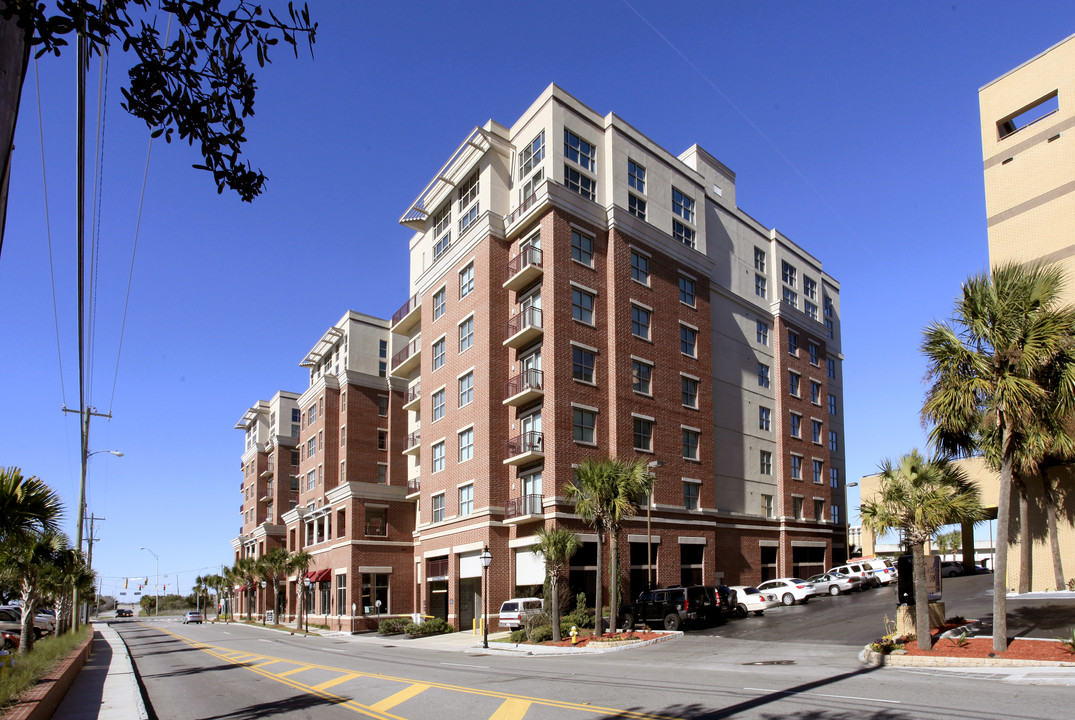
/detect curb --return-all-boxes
[1,632,93,720]
[859,643,1075,668]
[473,632,681,656]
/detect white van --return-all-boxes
[828,557,897,588]
[498,597,543,629]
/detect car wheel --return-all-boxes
[33,628,42,640]
[735,604,748,618]
[753,610,764,616]
[781,593,795,606]
[622,613,635,630]
[829,585,841,596]
[664,613,681,631]
[871,577,882,589]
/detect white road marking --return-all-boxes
[744,688,901,704]
[441,662,489,669]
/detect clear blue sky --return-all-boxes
[2,1,1071,597]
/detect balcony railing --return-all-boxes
[505,494,544,520]
[507,190,541,226]
[405,383,421,406]
[391,334,421,377]
[504,368,543,405]
[504,307,542,347]
[407,478,420,495]
[392,293,420,326]
[505,431,543,461]
[504,246,543,290]
[365,519,387,537]
[404,430,420,452]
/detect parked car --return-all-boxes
[1,629,19,651]
[619,585,721,631]
[115,608,133,618]
[708,585,737,621]
[498,597,543,630]
[806,572,861,595]
[0,609,21,635]
[0,606,54,638]
[827,560,887,588]
[726,586,779,616]
[941,561,964,578]
[183,611,203,625]
[832,556,898,586]
[757,578,818,606]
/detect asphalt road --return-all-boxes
[114,610,1074,720]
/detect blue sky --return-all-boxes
[2,1,1072,597]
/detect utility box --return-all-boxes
[897,554,942,605]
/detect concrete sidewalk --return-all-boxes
[50,623,147,720]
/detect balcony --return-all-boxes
[406,478,420,497]
[390,334,421,378]
[365,519,387,537]
[505,494,544,523]
[503,369,543,407]
[403,383,421,411]
[504,307,542,349]
[392,293,421,334]
[503,246,543,292]
[504,431,544,465]
[403,430,421,456]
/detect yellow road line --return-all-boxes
[277,665,313,677]
[369,683,430,713]
[313,673,360,691]
[252,659,280,669]
[490,697,532,720]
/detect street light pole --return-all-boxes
[140,547,158,617]
[68,443,121,630]
[303,578,311,633]
[260,581,267,626]
[479,546,492,649]
[647,461,664,590]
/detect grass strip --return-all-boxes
[0,625,91,712]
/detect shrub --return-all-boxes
[407,617,453,637]
[529,626,553,643]
[0,625,91,709]
[1068,578,1075,591]
[378,618,409,635]
[509,629,527,643]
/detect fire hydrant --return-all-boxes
[570,625,578,645]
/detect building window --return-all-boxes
[432,442,445,473]
[827,358,836,379]
[631,251,649,285]
[812,419,822,444]
[830,467,839,488]
[681,376,699,408]
[809,342,819,366]
[758,363,770,388]
[672,187,695,223]
[431,389,445,421]
[631,304,651,340]
[564,165,596,200]
[791,455,802,481]
[628,159,645,192]
[679,276,695,306]
[306,470,316,491]
[564,129,596,170]
[811,381,821,405]
[682,428,700,461]
[756,320,768,345]
[458,372,474,407]
[828,394,837,415]
[307,437,316,457]
[573,346,595,383]
[629,194,646,219]
[782,261,797,287]
[762,494,774,519]
[755,274,767,299]
[633,417,653,452]
[789,371,800,397]
[788,330,798,356]
[813,459,824,484]
[459,262,474,298]
[832,505,840,524]
[458,427,474,462]
[803,276,816,300]
[521,167,545,204]
[793,496,804,520]
[680,325,697,357]
[432,338,445,370]
[432,287,446,320]
[573,408,597,444]
[377,429,387,450]
[571,229,594,266]
[683,481,699,510]
[829,431,839,452]
[458,316,474,352]
[432,493,445,523]
[760,450,772,475]
[673,220,695,248]
[632,360,652,395]
[377,464,387,484]
[379,361,386,377]
[457,171,479,234]
[432,204,451,260]
[783,286,798,309]
[309,403,318,424]
[754,247,766,272]
[790,412,802,438]
[459,484,473,516]
[759,406,771,431]
[519,131,545,178]
[572,287,595,324]
[341,426,346,446]
[805,301,818,321]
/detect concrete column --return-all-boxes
[961,519,976,570]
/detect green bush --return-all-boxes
[0,626,91,710]
[530,626,554,643]
[509,629,527,643]
[406,617,453,637]
[378,618,409,635]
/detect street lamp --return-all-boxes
[303,577,311,633]
[479,546,492,649]
[260,581,267,625]
[646,460,664,590]
[72,449,123,630]
[140,547,158,617]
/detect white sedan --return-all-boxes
[757,578,819,606]
[806,572,861,596]
[726,586,780,617]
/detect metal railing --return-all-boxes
[505,246,542,282]
[504,368,543,399]
[391,293,420,326]
[404,430,420,451]
[406,383,421,405]
[407,478,420,494]
[391,335,421,370]
[505,307,542,340]
[505,494,544,519]
[508,189,541,226]
[365,519,387,537]
[505,431,543,459]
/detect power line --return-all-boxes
[88,50,109,405]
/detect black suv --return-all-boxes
[619,585,733,631]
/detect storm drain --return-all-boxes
[742,660,795,666]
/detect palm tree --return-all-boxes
[532,527,580,642]
[0,467,63,544]
[566,457,652,635]
[288,550,313,630]
[233,557,258,621]
[922,261,1075,652]
[256,547,291,624]
[0,531,65,653]
[202,573,225,620]
[221,565,239,621]
[860,450,983,650]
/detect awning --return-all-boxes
[305,569,331,583]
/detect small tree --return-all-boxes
[860,450,983,650]
[288,550,312,630]
[256,547,291,623]
[233,557,257,621]
[532,527,580,642]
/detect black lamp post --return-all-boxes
[260,581,267,625]
[479,546,492,649]
[303,577,311,633]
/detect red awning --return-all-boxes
[305,569,331,583]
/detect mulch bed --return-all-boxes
[541,630,665,648]
[898,623,1075,661]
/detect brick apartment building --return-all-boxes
[232,84,847,629]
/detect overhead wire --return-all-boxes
[88,46,109,406]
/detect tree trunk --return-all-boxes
[594,527,605,636]
[549,571,561,642]
[993,433,1013,653]
[295,584,305,630]
[18,580,36,654]
[609,528,620,632]
[1042,471,1066,590]
[912,542,931,651]
[1017,482,1031,593]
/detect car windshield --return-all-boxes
[501,602,518,612]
